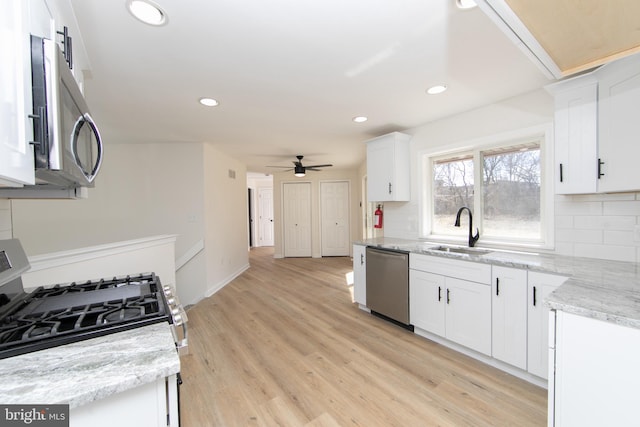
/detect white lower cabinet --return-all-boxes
[409,254,491,355]
[444,277,491,355]
[409,270,445,336]
[71,375,179,427]
[550,311,640,426]
[352,244,367,306]
[527,272,567,379]
[492,266,528,369]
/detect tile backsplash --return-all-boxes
[554,192,640,263]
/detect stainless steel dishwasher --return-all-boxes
[365,247,411,329]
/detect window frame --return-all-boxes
[419,125,554,251]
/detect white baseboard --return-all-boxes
[205,262,250,297]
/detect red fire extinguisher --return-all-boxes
[374,204,383,229]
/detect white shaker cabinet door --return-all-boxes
[444,277,491,356]
[528,272,567,379]
[492,266,527,370]
[0,0,35,186]
[597,53,640,193]
[409,269,445,337]
[352,244,366,306]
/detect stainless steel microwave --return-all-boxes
[29,35,103,190]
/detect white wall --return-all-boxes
[273,168,360,258]
[7,141,249,306]
[202,144,249,298]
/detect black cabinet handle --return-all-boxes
[360,253,364,265]
[559,163,564,183]
[598,158,605,179]
[496,277,500,296]
[533,286,537,307]
[438,286,442,302]
[388,182,392,194]
[446,288,450,304]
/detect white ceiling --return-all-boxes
[69,0,549,174]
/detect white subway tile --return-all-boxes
[0,210,11,233]
[0,230,11,240]
[603,201,640,216]
[555,215,574,229]
[569,192,636,202]
[554,242,574,256]
[556,228,602,244]
[574,215,636,230]
[555,201,602,216]
[574,244,637,262]
[604,230,636,246]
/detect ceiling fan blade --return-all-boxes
[267,165,294,169]
[305,164,333,168]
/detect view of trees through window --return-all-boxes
[432,143,541,241]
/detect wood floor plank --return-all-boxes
[180,247,547,426]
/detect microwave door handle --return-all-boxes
[71,113,103,183]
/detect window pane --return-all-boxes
[482,147,540,239]
[433,157,474,236]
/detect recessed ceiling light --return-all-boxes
[456,0,477,9]
[199,97,219,107]
[127,0,167,26]
[426,85,448,95]
[353,116,368,123]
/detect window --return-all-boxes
[427,137,547,247]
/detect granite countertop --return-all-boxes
[355,237,640,329]
[0,322,180,409]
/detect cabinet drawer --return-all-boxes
[410,253,491,284]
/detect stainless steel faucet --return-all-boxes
[454,206,480,247]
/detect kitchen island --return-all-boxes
[0,322,180,425]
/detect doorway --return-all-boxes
[257,187,274,246]
[283,182,312,257]
[320,181,350,256]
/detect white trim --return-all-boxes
[419,123,554,251]
[205,262,250,297]
[176,239,204,271]
[27,235,178,272]
[413,326,548,388]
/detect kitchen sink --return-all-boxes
[429,245,493,256]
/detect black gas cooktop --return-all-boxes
[0,273,170,359]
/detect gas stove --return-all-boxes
[0,239,187,360]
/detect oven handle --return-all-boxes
[71,112,103,183]
[176,321,188,356]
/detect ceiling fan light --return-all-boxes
[294,165,306,177]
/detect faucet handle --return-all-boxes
[470,228,480,247]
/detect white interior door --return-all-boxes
[258,187,274,246]
[283,182,312,257]
[320,181,350,256]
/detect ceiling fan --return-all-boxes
[267,155,333,177]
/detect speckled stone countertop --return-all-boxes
[0,322,180,409]
[355,237,640,329]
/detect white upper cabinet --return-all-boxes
[547,52,640,194]
[597,54,640,193]
[0,0,36,186]
[0,0,54,188]
[547,77,598,194]
[365,132,411,202]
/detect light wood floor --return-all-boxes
[180,247,547,426]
